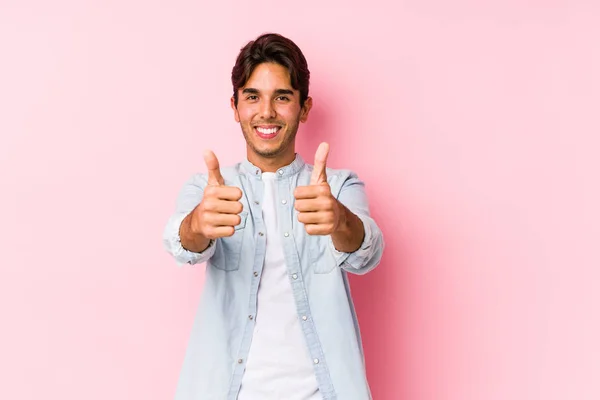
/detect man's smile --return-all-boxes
[254,125,282,139]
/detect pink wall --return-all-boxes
[1,1,599,399]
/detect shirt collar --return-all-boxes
[241,153,306,179]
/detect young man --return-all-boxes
[163,33,384,400]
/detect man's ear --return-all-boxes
[300,96,313,123]
[231,96,240,123]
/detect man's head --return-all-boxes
[230,33,312,167]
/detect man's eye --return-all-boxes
[246,95,258,100]
[276,96,290,101]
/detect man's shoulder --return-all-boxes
[219,162,245,179]
[182,162,244,187]
[304,163,359,181]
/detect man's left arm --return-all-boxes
[294,143,385,275]
[328,171,384,274]
[330,200,365,253]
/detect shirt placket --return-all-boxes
[276,170,337,399]
[228,174,267,399]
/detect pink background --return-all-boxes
[1,1,599,399]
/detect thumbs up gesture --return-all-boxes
[294,143,345,236]
[186,150,244,241]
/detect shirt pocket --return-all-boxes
[209,211,248,272]
[309,235,337,274]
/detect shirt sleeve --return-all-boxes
[162,173,216,266]
[327,171,385,275]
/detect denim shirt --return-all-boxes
[163,154,385,400]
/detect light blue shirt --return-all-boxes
[163,154,385,400]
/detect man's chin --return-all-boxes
[254,148,282,158]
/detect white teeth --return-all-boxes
[256,127,278,135]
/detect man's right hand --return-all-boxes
[180,150,244,252]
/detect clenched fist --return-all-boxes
[180,150,244,252]
[294,143,345,236]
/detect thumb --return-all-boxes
[310,142,329,185]
[203,150,225,186]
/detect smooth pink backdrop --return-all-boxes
[1,1,599,399]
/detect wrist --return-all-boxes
[334,201,351,234]
[180,212,211,253]
[331,202,364,253]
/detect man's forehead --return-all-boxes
[243,63,293,87]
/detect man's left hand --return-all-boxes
[294,142,345,236]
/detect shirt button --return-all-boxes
[259,232,264,236]
[284,232,289,237]
[278,170,284,175]
[313,358,319,364]
[254,200,259,205]
[238,359,244,364]
[292,273,298,280]
[248,315,254,320]
[254,271,259,277]
[281,199,287,204]
[302,315,307,321]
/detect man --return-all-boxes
[163,33,384,400]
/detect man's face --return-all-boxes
[231,62,312,162]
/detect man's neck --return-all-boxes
[247,151,296,173]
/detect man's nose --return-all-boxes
[259,100,276,119]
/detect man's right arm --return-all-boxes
[179,212,212,253]
[162,173,215,266]
[163,150,244,266]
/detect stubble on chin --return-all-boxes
[241,122,298,158]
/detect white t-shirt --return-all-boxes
[238,172,320,400]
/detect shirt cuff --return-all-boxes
[328,213,374,269]
[163,212,216,266]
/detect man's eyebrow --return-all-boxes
[274,89,294,96]
[241,88,295,96]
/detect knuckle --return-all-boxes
[199,220,212,235]
[193,209,207,225]
[202,198,216,211]
[204,185,216,197]
[203,225,215,239]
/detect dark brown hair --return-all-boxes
[231,33,310,107]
